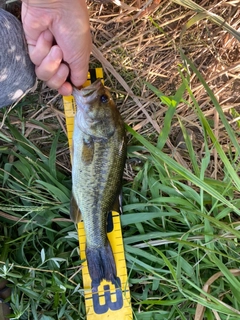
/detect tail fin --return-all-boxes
[86,240,117,292]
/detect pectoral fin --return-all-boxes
[81,135,94,165]
[112,192,123,214]
[70,194,82,223]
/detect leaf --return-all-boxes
[18,286,40,300]
[41,248,45,264]
[181,53,240,160]
[172,0,240,42]
[121,211,178,226]
[36,180,70,203]
[126,125,240,215]
[40,316,55,320]
[48,131,60,179]
[146,81,186,150]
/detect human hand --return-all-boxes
[21,0,92,95]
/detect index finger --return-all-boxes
[21,3,47,45]
[28,30,54,66]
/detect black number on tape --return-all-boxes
[92,277,123,314]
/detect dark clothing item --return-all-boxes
[0,8,36,108]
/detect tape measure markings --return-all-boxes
[63,68,132,320]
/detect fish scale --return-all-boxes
[63,68,132,319]
[71,79,126,291]
[73,135,121,247]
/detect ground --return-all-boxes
[0,1,240,319]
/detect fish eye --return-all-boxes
[100,94,109,103]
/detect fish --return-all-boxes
[71,79,127,292]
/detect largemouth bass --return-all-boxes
[71,79,126,292]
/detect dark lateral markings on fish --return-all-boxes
[91,277,124,314]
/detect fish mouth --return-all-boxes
[81,79,102,98]
[73,79,103,107]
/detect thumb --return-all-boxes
[69,53,91,87]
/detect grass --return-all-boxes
[1,0,240,319]
[123,61,240,319]
[1,57,240,319]
[0,117,83,319]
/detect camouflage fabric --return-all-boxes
[0,8,36,108]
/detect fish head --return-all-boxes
[73,79,120,139]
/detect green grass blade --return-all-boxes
[146,81,186,150]
[172,0,240,42]
[126,124,240,215]
[181,53,240,159]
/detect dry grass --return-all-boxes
[0,2,240,318]
[1,0,240,178]
[87,0,240,179]
[88,0,240,123]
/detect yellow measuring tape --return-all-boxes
[63,68,132,320]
